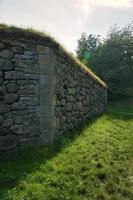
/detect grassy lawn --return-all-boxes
[0,103,133,200]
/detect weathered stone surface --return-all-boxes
[0,115,4,124]
[24,50,34,55]
[6,82,19,93]
[0,86,6,95]
[12,46,24,54]
[0,36,107,151]
[66,103,73,111]
[0,71,3,77]
[0,78,3,86]
[0,50,14,59]
[0,43,5,50]
[0,103,10,114]
[11,102,27,110]
[5,93,18,104]
[0,58,14,71]
[0,86,6,100]
[0,135,18,150]
[4,71,24,79]
[10,124,29,135]
[2,118,13,128]
[14,116,23,124]
[0,127,10,136]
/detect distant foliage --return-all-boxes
[76,22,133,100]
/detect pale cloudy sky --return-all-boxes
[0,0,133,53]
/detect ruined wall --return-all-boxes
[0,27,107,151]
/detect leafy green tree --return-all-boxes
[76,22,133,100]
[76,33,100,65]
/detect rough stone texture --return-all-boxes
[0,58,14,71]
[0,135,18,151]
[0,34,107,151]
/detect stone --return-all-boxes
[0,50,14,59]
[24,74,39,80]
[0,127,10,136]
[61,99,66,106]
[4,71,24,80]
[0,58,14,71]
[10,124,29,135]
[5,93,18,104]
[19,87,35,95]
[67,95,73,102]
[14,116,23,124]
[0,135,18,151]
[0,78,3,86]
[68,88,75,95]
[24,50,34,55]
[36,45,50,54]
[20,96,39,106]
[0,86,6,100]
[6,82,19,93]
[0,43,5,50]
[0,71,3,77]
[66,103,73,112]
[0,103,10,114]
[0,115,4,124]
[11,102,27,110]
[12,46,24,54]
[76,102,83,111]
[2,80,9,86]
[0,86,6,96]
[2,118,13,128]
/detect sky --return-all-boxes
[0,0,133,53]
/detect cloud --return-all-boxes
[77,0,132,9]
[76,0,92,15]
[99,0,132,7]
[0,0,132,53]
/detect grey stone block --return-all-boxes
[6,82,19,93]
[0,50,14,59]
[24,74,39,80]
[0,103,10,114]
[0,115,4,124]
[0,78,3,86]
[11,102,27,110]
[0,135,18,151]
[12,46,24,54]
[5,93,18,104]
[2,118,13,128]
[0,58,14,71]
[0,86,6,96]
[20,96,39,106]
[4,71,24,80]
[0,71,3,77]
[10,124,29,135]
[0,43,5,50]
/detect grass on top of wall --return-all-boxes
[0,102,133,200]
[0,23,107,88]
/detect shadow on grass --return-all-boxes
[0,116,97,198]
[0,103,132,198]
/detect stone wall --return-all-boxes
[53,52,107,137]
[0,27,107,151]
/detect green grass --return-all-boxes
[0,23,106,88]
[0,103,133,200]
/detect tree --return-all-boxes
[76,33,100,65]
[76,22,133,100]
